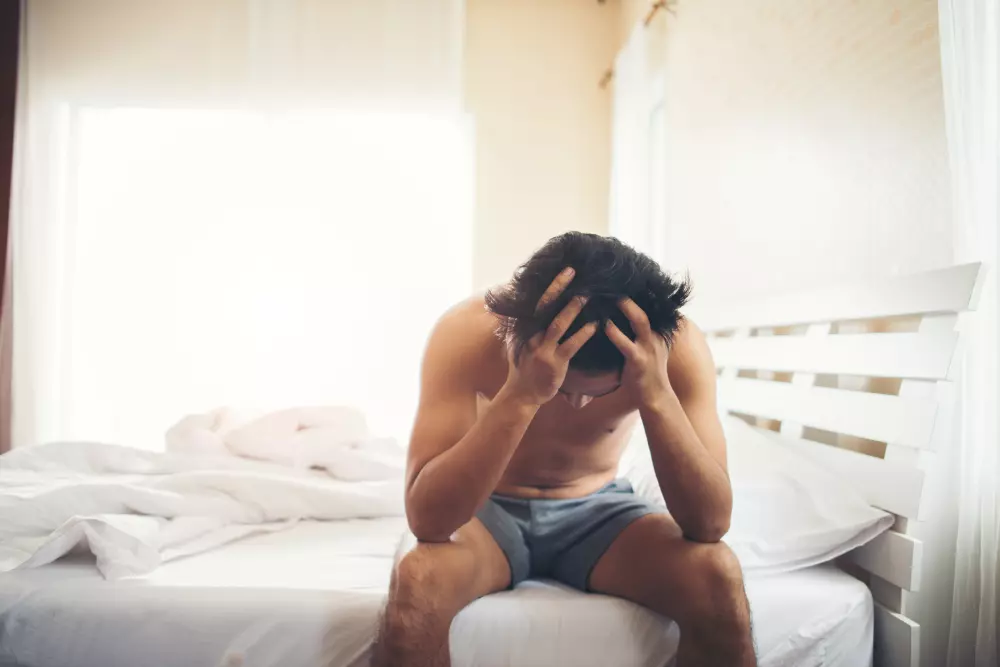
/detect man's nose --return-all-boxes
[564,393,593,409]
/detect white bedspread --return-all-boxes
[0,407,405,579]
[2,410,891,583]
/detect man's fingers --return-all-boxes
[618,298,652,338]
[558,321,598,359]
[535,267,576,314]
[545,295,588,345]
[605,320,638,358]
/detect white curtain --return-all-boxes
[608,24,652,253]
[11,0,471,448]
[608,23,672,272]
[939,0,1000,665]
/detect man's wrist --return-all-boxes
[638,384,681,417]
[496,382,545,415]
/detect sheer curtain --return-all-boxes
[938,0,999,665]
[608,24,652,254]
[608,22,671,272]
[11,0,471,448]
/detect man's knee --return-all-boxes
[699,542,745,599]
[391,546,445,609]
[374,546,455,665]
[682,543,750,634]
[390,542,477,617]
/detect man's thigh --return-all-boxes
[543,480,661,590]
[587,513,741,618]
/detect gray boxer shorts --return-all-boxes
[475,478,662,591]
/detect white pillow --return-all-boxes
[618,414,893,575]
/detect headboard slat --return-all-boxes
[689,262,982,332]
[711,332,958,380]
[874,604,920,667]
[845,530,923,591]
[719,377,938,449]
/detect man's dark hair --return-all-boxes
[485,232,692,372]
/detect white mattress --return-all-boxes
[0,518,873,667]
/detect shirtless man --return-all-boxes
[372,233,756,667]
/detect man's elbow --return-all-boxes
[683,517,731,544]
[407,518,452,543]
[405,498,460,543]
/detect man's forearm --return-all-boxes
[640,393,732,542]
[407,386,538,541]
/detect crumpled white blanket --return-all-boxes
[0,406,405,579]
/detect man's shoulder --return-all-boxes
[434,293,495,338]
[667,317,716,394]
[425,293,503,362]
[420,294,506,392]
[675,316,706,347]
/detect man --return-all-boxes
[372,233,755,667]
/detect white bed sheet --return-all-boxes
[0,518,873,667]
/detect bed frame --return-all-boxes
[686,262,984,667]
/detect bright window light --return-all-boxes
[49,107,472,448]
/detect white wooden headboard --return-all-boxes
[686,263,984,667]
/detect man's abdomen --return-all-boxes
[494,428,631,500]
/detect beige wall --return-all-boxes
[464,0,619,289]
[615,1,954,662]
[618,0,951,302]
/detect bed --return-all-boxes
[0,518,872,667]
[0,262,984,667]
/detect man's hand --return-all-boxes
[503,267,598,406]
[605,298,672,408]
